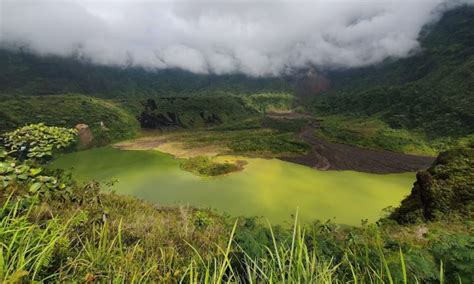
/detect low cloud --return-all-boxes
[0,0,471,76]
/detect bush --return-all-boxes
[262,117,307,133]
[0,123,77,197]
[229,132,310,156]
[390,144,474,223]
[1,123,77,161]
[0,94,139,146]
[180,156,242,176]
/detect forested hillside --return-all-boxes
[0,3,473,282]
[0,94,139,145]
[312,6,474,138]
[0,49,291,98]
[0,6,472,146]
[390,142,474,223]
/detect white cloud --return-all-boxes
[0,0,471,76]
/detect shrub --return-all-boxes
[180,156,241,176]
[390,144,474,223]
[1,123,77,161]
[0,124,77,197]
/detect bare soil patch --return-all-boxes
[282,125,435,174]
[266,111,313,120]
[114,136,169,150]
[116,113,435,173]
[114,135,228,158]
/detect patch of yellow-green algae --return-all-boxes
[51,147,414,226]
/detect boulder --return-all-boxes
[75,123,94,149]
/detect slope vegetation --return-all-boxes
[0,94,139,145]
[126,93,294,129]
[391,142,474,223]
[311,6,474,139]
[0,50,290,98]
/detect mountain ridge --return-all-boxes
[0,6,472,141]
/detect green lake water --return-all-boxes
[51,147,415,226]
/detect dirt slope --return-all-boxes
[282,124,435,173]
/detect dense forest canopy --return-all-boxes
[312,6,474,138]
[0,50,292,98]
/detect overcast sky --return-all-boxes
[0,0,471,76]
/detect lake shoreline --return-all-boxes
[51,146,415,226]
[115,126,435,174]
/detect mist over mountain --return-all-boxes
[1,2,474,283]
[1,0,472,76]
[4,4,473,141]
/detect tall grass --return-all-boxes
[0,197,69,282]
[239,215,340,283]
[0,200,454,283]
[178,210,446,284]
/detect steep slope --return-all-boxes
[0,6,472,145]
[0,49,291,98]
[0,94,139,145]
[129,93,294,129]
[390,142,474,223]
[311,6,474,138]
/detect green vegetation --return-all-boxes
[1,181,472,282]
[0,6,473,282]
[1,123,77,160]
[242,92,295,112]
[51,146,414,225]
[207,115,309,155]
[133,96,258,129]
[131,93,294,129]
[315,115,441,156]
[211,117,262,131]
[0,124,77,194]
[180,156,243,176]
[149,109,310,158]
[164,128,310,157]
[0,185,229,282]
[0,50,291,98]
[391,142,474,223]
[311,6,474,141]
[0,94,139,145]
[262,116,308,133]
[1,124,472,282]
[228,131,309,156]
[0,158,72,195]
[0,7,472,156]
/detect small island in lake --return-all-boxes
[180,156,247,177]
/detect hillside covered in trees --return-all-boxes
[0,49,291,98]
[0,2,473,283]
[312,6,474,139]
[0,7,473,145]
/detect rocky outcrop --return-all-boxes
[75,123,94,149]
[390,143,474,223]
[294,68,331,98]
